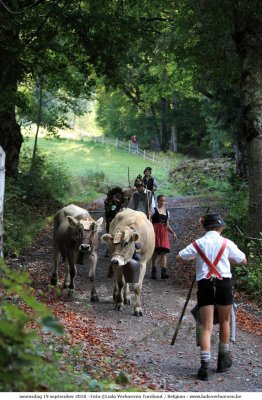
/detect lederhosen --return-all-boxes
[194,239,233,308]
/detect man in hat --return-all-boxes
[143,166,158,196]
[176,212,247,381]
[127,174,156,218]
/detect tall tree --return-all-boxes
[0,0,151,176]
[173,0,262,237]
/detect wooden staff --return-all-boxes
[127,166,131,187]
[170,274,196,345]
[146,185,150,220]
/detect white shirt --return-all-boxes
[179,231,246,281]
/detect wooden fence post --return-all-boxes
[0,146,6,258]
[115,137,118,148]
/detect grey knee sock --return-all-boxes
[219,342,229,353]
[200,350,211,363]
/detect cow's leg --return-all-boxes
[133,263,146,316]
[88,253,99,302]
[114,271,125,311]
[123,283,131,305]
[51,247,60,286]
[113,282,119,301]
[63,258,70,288]
[66,253,77,290]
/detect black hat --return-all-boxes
[134,174,144,187]
[202,213,226,229]
[143,167,152,174]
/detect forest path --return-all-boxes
[8,196,261,392]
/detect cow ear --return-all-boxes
[132,232,140,242]
[101,233,113,242]
[67,216,79,227]
[96,217,103,227]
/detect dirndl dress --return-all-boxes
[152,208,170,253]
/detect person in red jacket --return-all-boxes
[176,212,247,381]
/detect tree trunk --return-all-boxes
[211,133,220,159]
[32,76,43,167]
[160,97,171,151]
[233,18,262,238]
[170,101,177,153]
[0,147,5,258]
[232,141,248,179]
[0,27,23,178]
[0,112,23,179]
[170,120,178,152]
[150,106,161,149]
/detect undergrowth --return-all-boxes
[223,175,262,305]
[0,259,134,391]
[4,149,103,256]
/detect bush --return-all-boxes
[0,258,63,391]
[170,158,233,196]
[223,174,262,304]
[0,259,126,391]
[17,149,71,206]
[3,149,72,256]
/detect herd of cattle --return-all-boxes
[51,187,155,316]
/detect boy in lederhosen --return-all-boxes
[176,212,247,381]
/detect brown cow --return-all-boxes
[101,208,155,316]
[51,204,103,301]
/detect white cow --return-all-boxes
[102,208,155,316]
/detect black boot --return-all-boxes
[151,267,157,279]
[217,351,232,373]
[197,361,210,381]
[161,267,169,279]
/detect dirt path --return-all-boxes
[8,197,262,393]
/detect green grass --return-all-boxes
[22,136,182,198]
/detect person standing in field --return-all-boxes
[176,212,247,381]
[130,135,138,154]
[151,194,177,279]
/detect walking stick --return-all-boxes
[127,166,131,187]
[146,186,150,220]
[170,274,196,345]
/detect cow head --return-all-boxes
[67,216,103,253]
[101,227,140,266]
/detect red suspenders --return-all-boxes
[192,238,227,280]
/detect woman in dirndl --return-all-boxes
[151,195,177,279]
